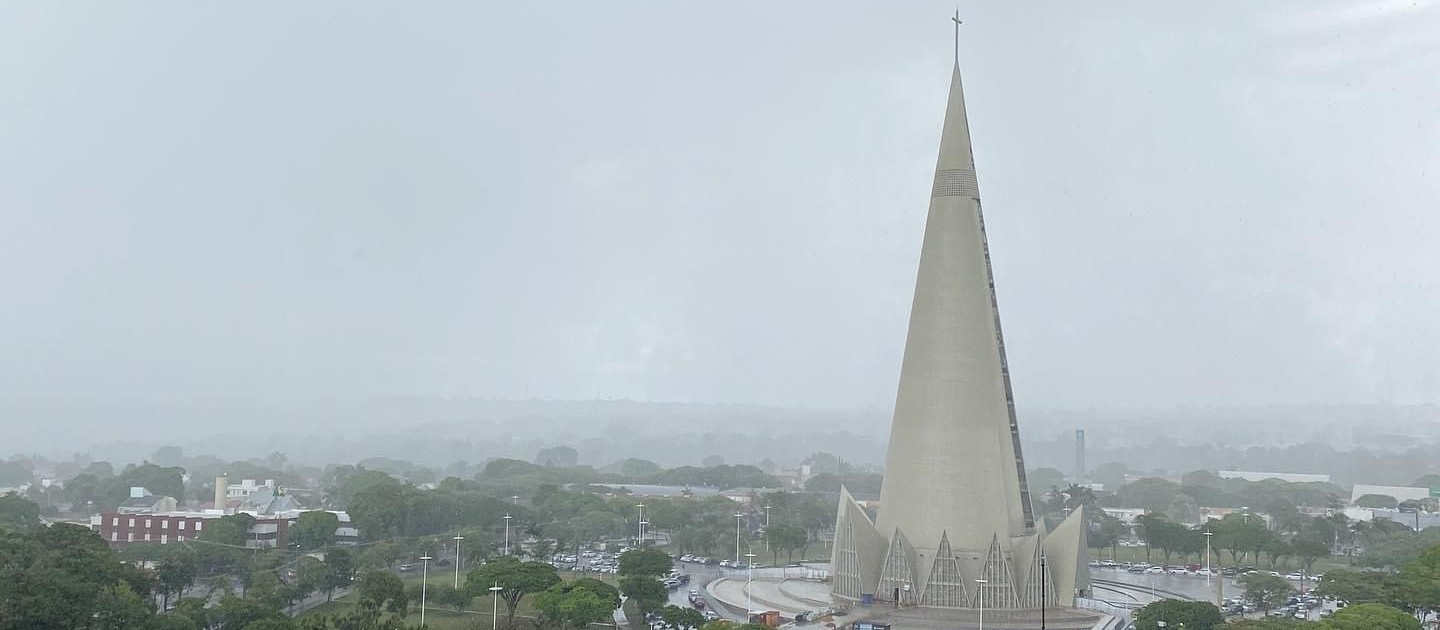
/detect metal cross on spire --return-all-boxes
[951,9,963,64]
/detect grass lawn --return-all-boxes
[301,601,494,630]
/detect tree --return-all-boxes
[620,575,668,616]
[1291,535,1330,573]
[1119,478,1184,515]
[537,588,612,629]
[1133,599,1224,630]
[1356,494,1400,509]
[618,547,673,577]
[659,605,707,630]
[1314,569,1403,607]
[92,583,158,630]
[0,460,33,486]
[152,446,185,467]
[1399,544,1440,615]
[425,583,472,612]
[197,513,255,575]
[535,446,579,467]
[0,523,124,629]
[465,556,561,628]
[1239,572,1296,613]
[1322,603,1420,630]
[156,552,198,611]
[290,557,328,612]
[701,455,727,468]
[106,463,186,507]
[361,541,404,570]
[241,619,297,630]
[619,458,663,478]
[212,595,289,630]
[321,547,356,602]
[289,511,340,551]
[1165,493,1201,525]
[0,492,41,532]
[1226,620,1315,629]
[764,523,807,564]
[535,580,620,629]
[356,570,409,614]
[1028,468,1066,496]
[344,472,408,539]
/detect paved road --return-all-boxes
[1092,566,1338,622]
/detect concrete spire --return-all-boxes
[872,51,1033,558]
[829,42,1084,613]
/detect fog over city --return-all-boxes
[3,2,1438,464]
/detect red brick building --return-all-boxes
[92,511,291,548]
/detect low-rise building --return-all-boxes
[1218,470,1332,483]
[90,507,355,548]
[116,487,178,514]
[1351,484,1431,505]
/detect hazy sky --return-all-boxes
[2,2,1437,411]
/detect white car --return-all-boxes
[1144,567,1165,574]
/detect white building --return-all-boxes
[1218,470,1331,483]
[1350,484,1431,505]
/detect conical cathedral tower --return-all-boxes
[830,57,1088,611]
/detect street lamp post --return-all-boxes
[745,551,757,621]
[636,503,646,545]
[504,514,513,556]
[420,555,433,628]
[454,535,465,588]
[1040,554,1047,630]
[764,505,771,529]
[734,513,744,566]
[975,578,988,630]
[489,583,503,630]
[512,494,519,506]
[1203,530,1214,588]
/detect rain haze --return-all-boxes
[2,2,1438,464]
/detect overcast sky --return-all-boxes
[2,1,1437,412]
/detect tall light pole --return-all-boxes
[489,583,503,630]
[734,513,744,566]
[1040,554,1047,630]
[745,551,757,621]
[504,514,513,556]
[975,578,988,630]
[764,505,772,529]
[420,555,433,628]
[512,494,519,506]
[640,521,649,547]
[454,535,465,588]
[636,503,646,545]
[1203,530,1214,588]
